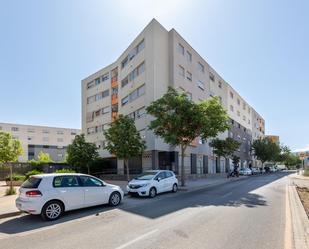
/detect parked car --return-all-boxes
[251,168,260,175]
[127,170,178,198]
[15,173,124,221]
[239,168,252,175]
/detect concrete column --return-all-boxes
[117,159,124,175]
[151,150,159,170]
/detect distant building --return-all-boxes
[266,135,280,144]
[0,122,81,162]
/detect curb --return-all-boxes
[288,185,309,249]
[0,211,21,220]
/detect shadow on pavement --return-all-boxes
[0,172,289,235]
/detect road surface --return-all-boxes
[0,172,290,249]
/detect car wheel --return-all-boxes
[41,200,64,221]
[149,187,156,198]
[172,183,178,193]
[109,192,121,206]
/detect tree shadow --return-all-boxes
[0,172,289,235]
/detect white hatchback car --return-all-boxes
[127,170,178,198]
[15,173,124,221]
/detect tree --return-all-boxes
[232,155,240,168]
[251,137,281,169]
[67,134,99,174]
[0,131,23,194]
[210,137,241,173]
[37,151,54,163]
[146,87,229,186]
[104,115,146,182]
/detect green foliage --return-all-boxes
[37,151,54,163]
[25,170,43,180]
[5,173,25,182]
[5,187,16,195]
[54,168,76,173]
[251,137,281,165]
[104,115,146,181]
[27,159,43,171]
[210,138,240,159]
[0,131,23,164]
[232,155,240,167]
[146,87,229,185]
[67,134,99,174]
[303,169,309,177]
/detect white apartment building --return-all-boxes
[0,123,81,162]
[82,19,265,176]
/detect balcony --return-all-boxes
[111,77,118,88]
[111,94,118,105]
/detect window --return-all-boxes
[186,71,192,81]
[95,77,100,85]
[95,110,100,117]
[27,136,33,141]
[57,154,63,158]
[53,176,80,188]
[27,128,35,133]
[137,39,145,53]
[243,115,246,121]
[186,51,192,62]
[130,89,138,101]
[136,107,145,119]
[230,105,234,112]
[57,131,64,135]
[71,132,76,136]
[218,81,222,88]
[197,80,205,90]
[80,176,103,187]
[87,81,95,89]
[230,91,234,99]
[11,127,19,132]
[87,95,95,104]
[102,89,109,98]
[178,43,184,55]
[198,62,204,73]
[179,65,185,77]
[87,127,96,135]
[121,96,129,106]
[237,99,240,105]
[248,108,251,114]
[102,73,109,81]
[121,76,129,88]
[186,92,192,100]
[121,62,145,87]
[248,119,251,124]
[57,138,64,142]
[237,111,240,117]
[43,137,49,142]
[121,40,145,69]
[209,72,215,82]
[243,103,246,110]
[102,106,110,114]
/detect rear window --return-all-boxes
[21,177,42,189]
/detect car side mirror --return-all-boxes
[157,177,161,182]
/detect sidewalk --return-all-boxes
[0,175,247,220]
[0,182,20,219]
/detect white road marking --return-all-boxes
[115,229,159,249]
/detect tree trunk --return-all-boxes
[125,159,130,182]
[87,163,90,175]
[180,145,186,187]
[9,162,13,191]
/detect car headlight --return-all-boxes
[140,183,150,187]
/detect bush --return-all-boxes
[303,169,309,177]
[54,168,76,173]
[25,170,44,180]
[27,159,43,171]
[5,173,25,182]
[5,187,17,195]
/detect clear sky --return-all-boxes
[0,0,308,151]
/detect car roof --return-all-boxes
[31,173,89,178]
[144,170,171,173]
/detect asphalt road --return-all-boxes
[0,172,291,249]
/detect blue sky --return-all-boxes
[0,0,308,151]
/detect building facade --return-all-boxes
[82,19,265,175]
[0,123,81,162]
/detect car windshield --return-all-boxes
[135,172,157,180]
